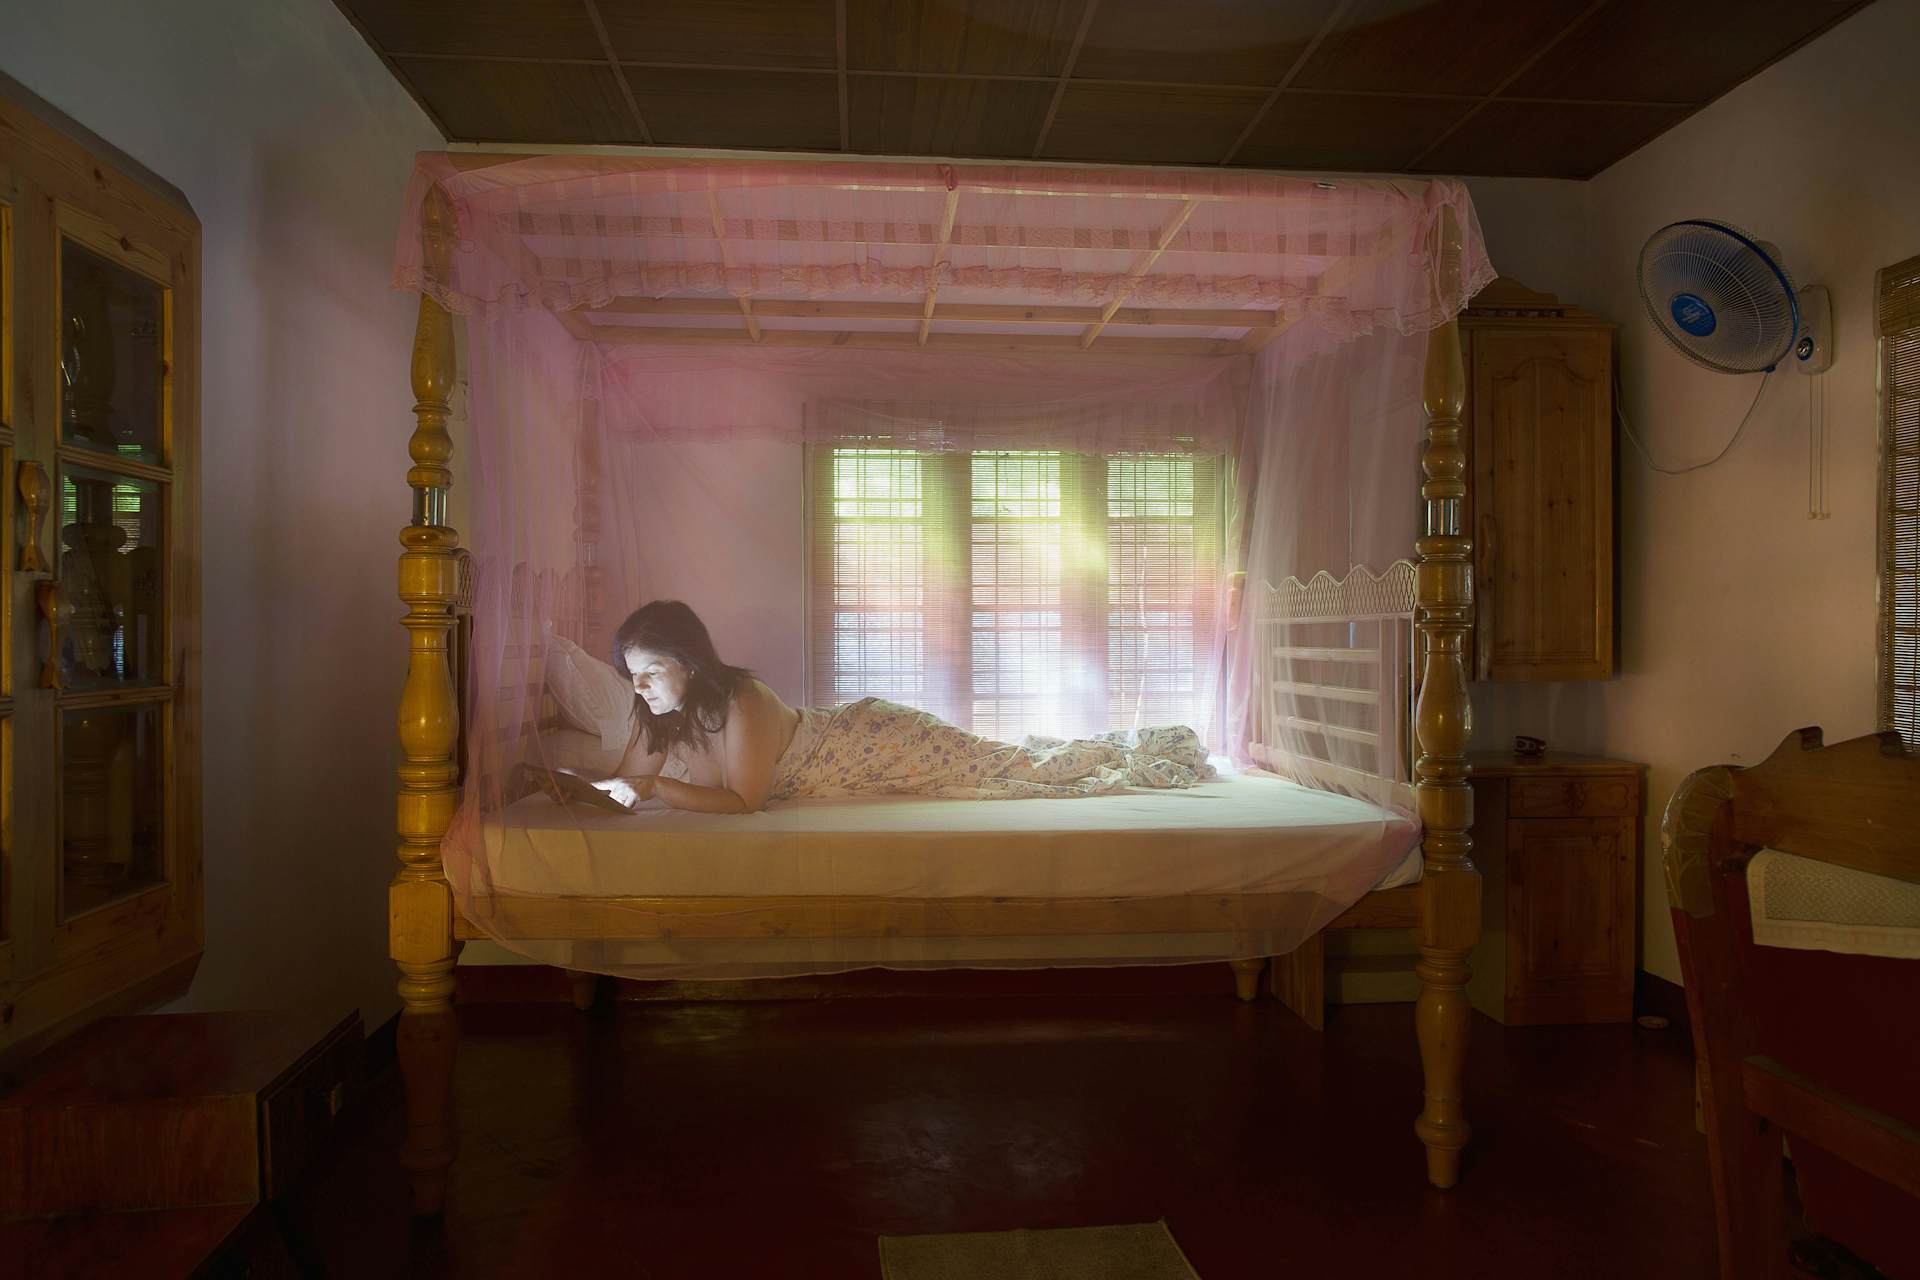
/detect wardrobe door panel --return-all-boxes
[1471,326,1613,680]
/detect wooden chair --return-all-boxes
[1663,728,1920,1279]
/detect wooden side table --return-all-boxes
[1466,752,1643,1025]
[0,1008,364,1218]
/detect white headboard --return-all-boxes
[1249,560,1417,798]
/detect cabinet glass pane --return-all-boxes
[60,237,164,464]
[57,466,164,691]
[61,702,165,919]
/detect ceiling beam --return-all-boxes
[593,297,1277,329]
[587,325,1239,357]
[918,188,961,345]
[705,191,760,342]
[1080,200,1198,349]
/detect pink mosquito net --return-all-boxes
[392,153,1494,980]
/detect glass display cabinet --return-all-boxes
[1,83,201,1066]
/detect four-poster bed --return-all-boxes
[389,153,1484,1215]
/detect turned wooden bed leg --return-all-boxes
[1228,958,1266,1002]
[393,185,463,1216]
[1270,933,1325,1030]
[1411,204,1482,1190]
[568,969,600,1011]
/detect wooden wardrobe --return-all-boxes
[1461,278,1615,681]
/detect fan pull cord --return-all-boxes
[1615,368,1772,476]
[1807,372,1830,519]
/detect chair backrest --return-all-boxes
[1662,727,1920,1280]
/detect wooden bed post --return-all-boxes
[1412,204,1481,1189]
[392,184,462,1215]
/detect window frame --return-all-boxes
[806,443,1224,739]
[1878,252,1920,753]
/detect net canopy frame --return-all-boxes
[386,149,1493,1214]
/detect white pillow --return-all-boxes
[532,727,627,779]
[543,628,634,752]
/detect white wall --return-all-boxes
[0,1,440,1025]
[1578,0,1915,981]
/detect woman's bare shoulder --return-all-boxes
[734,677,792,717]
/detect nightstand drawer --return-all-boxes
[1509,776,1636,818]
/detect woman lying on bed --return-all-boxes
[577,599,1215,814]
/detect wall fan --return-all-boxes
[1638,219,1829,375]
[1631,219,1832,510]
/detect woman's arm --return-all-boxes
[648,775,748,814]
[582,718,670,809]
[650,681,785,815]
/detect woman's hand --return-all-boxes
[592,775,656,808]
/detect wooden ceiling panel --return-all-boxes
[845,0,1092,76]
[1235,94,1474,173]
[339,0,1879,178]
[1039,84,1267,165]
[625,70,842,150]
[1293,0,1593,97]
[1507,0,1869,103]
[848,75,1055,158]
[1413,100,1691,178]
[597,0,840,70]
[343,0,603,60]
[1072,0,1342,87]
[394,58,644,144]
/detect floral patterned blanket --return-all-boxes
[767,698,1216,802]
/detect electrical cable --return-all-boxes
[1615,367,1772,476]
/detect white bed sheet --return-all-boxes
[479,771,1424,901]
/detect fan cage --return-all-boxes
[1638,219,1800,375]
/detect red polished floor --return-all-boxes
[283,992,1716,1278]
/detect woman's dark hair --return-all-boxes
[611,600,753,756]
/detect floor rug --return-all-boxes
[879,1220,1201,1280]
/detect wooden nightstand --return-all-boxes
[1466,752,1643,1025]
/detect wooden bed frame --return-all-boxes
[389,174,1482,1215]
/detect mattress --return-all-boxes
[479,770,1424,902]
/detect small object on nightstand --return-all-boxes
[1514,735,1547,758]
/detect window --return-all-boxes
[1881,253,1920,751]
[808,446,1223,741]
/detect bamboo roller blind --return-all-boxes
[1881,253,1920,751]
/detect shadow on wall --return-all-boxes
[182,136,419,1024]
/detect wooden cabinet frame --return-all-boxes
[0,77,203,1071]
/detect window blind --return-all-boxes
[808,446,1222,741]
[1880,253,1920,752]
